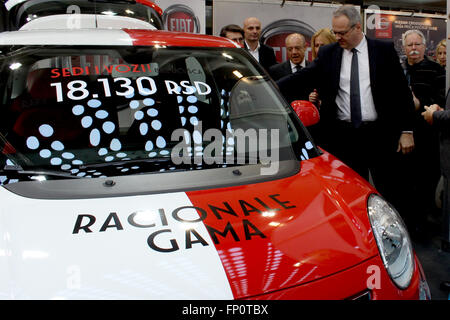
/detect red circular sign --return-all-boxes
[166,11,195,33]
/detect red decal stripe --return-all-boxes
[123,29,236,48]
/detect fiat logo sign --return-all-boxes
[261,19,316,63]
[162,4,200,33]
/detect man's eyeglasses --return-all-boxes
[331,24,356,37]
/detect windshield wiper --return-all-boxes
[78,155,272,173]
[79,157,173,169]
[79,156,266,169]
[0,165,81,179]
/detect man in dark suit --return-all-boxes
[243,17,277,71]
[423,93,450,292]
[269,33,311,103]
[269,33,310,81]
[422,93,450,252]
[277,5,415,210]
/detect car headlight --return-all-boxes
[367,194,414,289]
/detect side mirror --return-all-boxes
[291,100,320,127]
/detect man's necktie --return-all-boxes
[295,64,302,73]
[350,48,362,128]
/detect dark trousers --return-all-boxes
[393,131,441,234]
[443,175,450,249]
[399,154,440,220]
[324,120,402,211]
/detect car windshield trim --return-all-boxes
[0,165,82,179]
[3,159,300,199]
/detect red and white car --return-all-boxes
[3,0,163,30]
[0,27,430,300]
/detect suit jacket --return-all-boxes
[434,92,450,176]
[277,37,415,147]
[269,60,311,81]
[269,60,311,101]
[245,42,277,71]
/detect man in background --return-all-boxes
[243,17,277,71]
[400,29,446,238]
[422,93,450,253]
[269,33,312,104]
[269,33,310,81]
[220,24,244,46]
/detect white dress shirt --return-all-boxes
[290,58,306,73]
[245,40,260,62]
[335,36,378,122]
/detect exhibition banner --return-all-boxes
[154,0,205,34]
[213,0,348,63]
[364,9,446,60]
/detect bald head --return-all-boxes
[243,17,262,49]
[285,33,306,65]
[244,17,261,28]
[286,33,305,47]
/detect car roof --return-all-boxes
[19,14,157,31]
[4,0,164,31]
[5,0,163,15]
[0,28,240,48]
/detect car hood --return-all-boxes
[0,152,378,299]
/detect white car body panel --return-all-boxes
[0,29,134,46]
[0,187,234,299]
[19,14,157,31]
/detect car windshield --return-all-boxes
[6,0,163,30]
[0,45,318,185]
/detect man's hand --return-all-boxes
[397,132,414,154]
[421,104,442,125]
[308,89,321,107]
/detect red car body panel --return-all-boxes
[124,29,238,48]
[187,151,387,299]
[247,255,422,300]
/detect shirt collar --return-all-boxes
[290,58,305,69]
[245,40,260,52]
[347,35,367,54]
